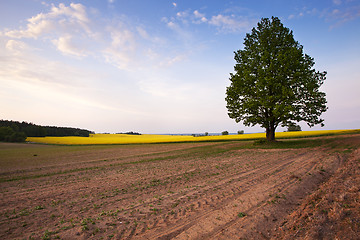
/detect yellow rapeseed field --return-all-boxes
[26,129,360,145]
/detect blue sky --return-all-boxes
[0,0,359,134]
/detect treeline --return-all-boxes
[116,131,141,135]
[0,120,94,142]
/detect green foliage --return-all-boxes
[287,123,302,132]
[0,127,14,141]
[0,126,27,142]
[226,17,327,141]
[222,131,229,135]
[0,119,93,137]
[237,130,244,134]
[238,212,247,218]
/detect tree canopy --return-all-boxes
[226,17,327,141]
[0,120,94,140]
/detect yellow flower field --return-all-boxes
[26,129,360,145]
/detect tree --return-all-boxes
[0,126,27,142]
[0,126,14,141]
[222,131,229,135]
[287,123,302,132]
[7,131,27,142]
[226,17,327,141]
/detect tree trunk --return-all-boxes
[266,125,276,142]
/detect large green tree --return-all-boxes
[226,17,327,141]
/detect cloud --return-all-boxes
[5,40,28,54]
[49,3,89,23]
[102,28,136,70]
[167,21,177,29]
[5,17,53,39]
[288,6,318,20]
[4,3,90,39]
[1,39,130,117]
[1,42,85,88]
[172,2,177,8]
[209,14,252,33]
[2,3,189,74]
[288,14,296,20]
[109,29,135,51]
[176,11,188,18]
[193,10,207,23]
[167,8,254,33]
[328,5,360,27]
[136,26,149,39]
[2,2,95,58]
[159,54,187,67]
[288,2,360,28]
[193,10,203,18]
[52,35,88,57]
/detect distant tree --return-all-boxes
[226,17,327,141]
[0,120,93,137]
[125,131,141,135]
[222,131,229,135]
[287,123,302,132]
[0,126,26,142]
[204,132,209,136]
[0,126,14,141]
[238,130,244,134]
[7,131,27,142]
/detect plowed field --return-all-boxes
[0,135,359,239]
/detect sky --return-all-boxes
[0,0,359,134]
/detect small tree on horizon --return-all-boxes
[287,123,302,132]
[222,131,229,135]
[226,17,327,141]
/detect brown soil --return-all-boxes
[0,135,359,239]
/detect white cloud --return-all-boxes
[172,2,177,8]
[136,26,149,39]
[209,14,252,33]
[326,5,360,28]
[1,41,87,88]
[193,10,207,23]
[193,10,205,19]
[49,3,89,23]
[177,11,187,17]
[52,35,88,57]
[102,28,136,70]
[5,17,53,39]
[288,2,360,27]
[2,2,94,58]
[288,14,295,20]
[159,54,187,67]
[5,40,28,54]
[167,8,253,33]
[167,21,177,29]
[4,3,90,39]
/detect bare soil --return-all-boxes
[0,135,359,239]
